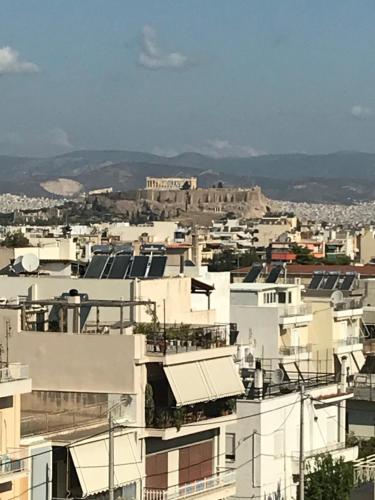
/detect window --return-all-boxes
[288,292,292,303]
[226,433,236,461]
[278,292,286,304]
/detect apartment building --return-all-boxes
[230,282,314,374]
[0,363,32,500]
[0,268,241,500]
[227,364,358,500]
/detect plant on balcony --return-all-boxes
[224,398,236,414]
[145,384,155,427]
[154,407,170,428]
[173,407,186,431]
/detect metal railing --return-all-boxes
[144,469,235,500]
[0,364,29,383]
[145,324,229,355]
[278,304,312,318]
[0,448,27,477]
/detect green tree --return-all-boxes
[2,231,30,248]
[208,249,259,272]
[290,244,318,264]
[305,454,353,500]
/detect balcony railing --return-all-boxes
[0,448,27,477]
[334,336,363,347]
[0,364,29,383]
[278,304,312,318]
[292,442,346,460]
[144,469,235,500]
[334,300,363,312]
[143,324,230,355]
[146,399,236,430]
[279,344,312,356]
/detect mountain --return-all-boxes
[1,150,375,202]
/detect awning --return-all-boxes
[351,350,365,372]
[191,278,215,295]
[280,362,300,381]
[164,357,244,406]
[70,431,142,497]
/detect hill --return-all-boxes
[1,149,375,202]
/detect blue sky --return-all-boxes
[1,0,375,156]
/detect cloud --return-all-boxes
[350,105,373,119]
[47,128,73,149]
[152,139,265,158]
[0,46,39,75]
[139,25,188,70]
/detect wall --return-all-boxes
[230,304,279,357]
[0,325,142,394]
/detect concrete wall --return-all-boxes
[0,326,143,394]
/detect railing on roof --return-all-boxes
[291,442,346,460]
[144,469,235,500]
[334,299,363,312]
[333,336,363,347]
[144,324,230,355]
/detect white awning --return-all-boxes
[70,431,142,497]
[296,359,317,380]
[164,356,244,406]
[351,350,365,372]
[280,362,300,381]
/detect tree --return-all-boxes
[208,249,259,272]
[305,454,354,500]
[290,244,318,265]
[1,231,30,248]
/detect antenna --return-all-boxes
[21,254,39,273]
[271,368,284,384]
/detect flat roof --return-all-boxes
[230,282,299,291]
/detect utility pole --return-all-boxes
[299,384,305,500]
[109,412,114,500]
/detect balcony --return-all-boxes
[278,304,312,325]
[144,470,235,500]
[333,336,363,355]
[142,324,230,355]
[0,448,27,480]
[146,399,236,432]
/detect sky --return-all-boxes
[1,0,375,157]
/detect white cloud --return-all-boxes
[351,105,373,119]
[47,128,73,149]
[139,25,188,70]
[0,46,39,75]
[152,139,265,158]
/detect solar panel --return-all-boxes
[322,272,340,290]
[108,255,131,279]
[84,255,109,279]
[128,256,149,278]
[340,273,356,291]
[265,266,282,284]
[243,265,263,283]
[101,257,114,279]
[308,272,325,290]
[148,256,167,278]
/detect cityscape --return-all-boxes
[2,2,375,500]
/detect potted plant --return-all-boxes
[173,407,186,431]
[145,384,155,427]
[154,408,169,428]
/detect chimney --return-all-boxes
[254,360,263,400]
[67,292,81,334]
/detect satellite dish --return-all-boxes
[21,254,39,273]
[272,368,284,384]
[330,290,344,306]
